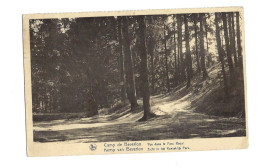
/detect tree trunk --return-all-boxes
[117,17,127,103]
[147,16,155,95]
[138,16,151,121]
[220,21,224,47]
[44,88,48,113]
[177,15,185,81]
[87,92,98,117]
[193,14,201,73]
[228,13,236,68]
[236,12,243,67]
[184,14,192,88]
[215,13,229,98]
[164,23,170,92]
[121,17,138,110]
[222,12,234,78]
[149,38,155,95]
[173,18,178,86]
[204,14,211,67]
[199,13,208,80]
[230,12,238,67]
[49,96,52,113]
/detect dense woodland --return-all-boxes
[30,12,245,121]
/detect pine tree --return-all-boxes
[193,14,201,73]
[117,17,127,103]
[222,12,234,78]
[184,14,192,88]
[121,17,138,110]
[199,13,208,80]
[138,16,152,121]
[215,13,229,98]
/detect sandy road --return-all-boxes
[33,94,246,143]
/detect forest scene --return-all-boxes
[29,11,246,143]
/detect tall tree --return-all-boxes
[236,12,243,67]
[215,13,229,98]
[164,21,170,92]
[228,13,237,68]
[117,17,127,103]
[138,16,151,121]
[184,14,192,88]
[121,17,138,110]
[204,14,212,67]
[199,13,208,80]
[177,15,185,81]
[172,15,178,86]
[193,14,201,73]
[222,12,234,78]
[230,12,238,67]
[147,16,155,95]
[205,15,209,52]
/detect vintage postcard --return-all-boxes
[23,7,248,156]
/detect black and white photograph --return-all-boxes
[23,7,248,156]
[4,0,260,166]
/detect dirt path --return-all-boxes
[33,92,246,143]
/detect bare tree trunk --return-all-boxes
[230,12,238,67]
[236,12,243,67]
[222,12,234,78]
[177,15,185,81]
[215,13,229,98]
[121,17,138,110]
[147,16,155,95]
[193,14,201,73]
[177,17,181,83]
[228,13,237,68]
[148,39,155,94]
[199,13,208,80]
[87,92,98,116]
[138,16,152,121]
[220,21,224,46]
[117,17,127,103]
[173,17,178,86]
[184,14,192,88]
[49,96,52,113]
[164,23,170,92]
[204,14,211,67]
[44,88,48,113]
